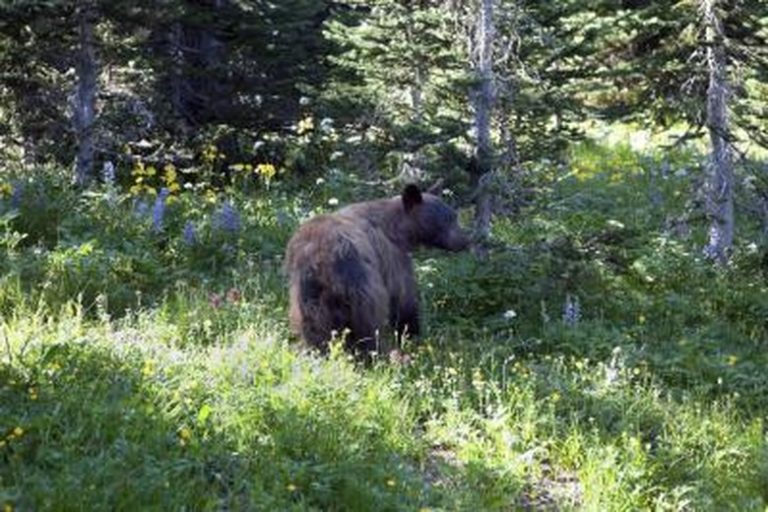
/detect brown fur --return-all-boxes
[285,185,468,355]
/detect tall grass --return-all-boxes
[1,140,767,510]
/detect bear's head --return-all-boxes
[402,184,470,252]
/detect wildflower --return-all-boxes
[179,427,192,446]
[209,293,223,309]
[102,161,116,187]
[226,288,241,304]
[503,309,517,320]
[386,479,396,487]
[320,117,334,133]
[297,116,314,134]
[13,427,23,437]
[0,182,13,197]
[328,197,339,207]
[10,182,23,209]
[134,199,149,218]
[163,164,181,193]
[152,188,170,233]
[286,483,298,492]
[315,177,326,186]
[256,163,277,182]
[563,294,581,327]
[215,202,240,234]
[182,221,197,246]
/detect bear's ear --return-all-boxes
[402,184,423,212]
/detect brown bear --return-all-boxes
[285,184,470,355]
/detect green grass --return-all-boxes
[1,140,767,510]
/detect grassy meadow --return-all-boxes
[1,138,767,511]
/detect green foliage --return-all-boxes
[1,140,767,510]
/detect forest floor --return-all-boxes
[1,139,767,510]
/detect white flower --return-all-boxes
[327,197,339,206]
[315,177,326,185]
[503,310,517,320]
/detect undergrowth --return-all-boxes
[1,141,767,510]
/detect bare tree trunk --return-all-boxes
[471,0,495,248]
[73,0,98,187]
[168,21,185,122]
[701,0,734,264]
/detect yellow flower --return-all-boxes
[4,503,13,512]
[286,483,297,492]
[256,163,277,180]
[13,427,23,437]
[163,165,178,186]
[142,360,155,377]
[297,116,314,134]
[386,479,396,487]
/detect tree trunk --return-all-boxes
[471,0,495,248]
[73,0,98,187]
[701,0,734,264]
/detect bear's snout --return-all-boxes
[445,228,471,252]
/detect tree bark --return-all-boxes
[701,0,734,264]
[73,0,98,187]
[471,0,495,248]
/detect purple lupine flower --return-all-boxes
[215,202,240,234]
[10,181,23,209]
[102,161,116,187]
[152,187,170,233]
[183,221,197,246]
[134,199,150,218]
[563,294,581,327]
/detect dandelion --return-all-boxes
[152,188,170,233]
[215,202,240,234]
[182,221,197,246]
[563,294,581,327]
